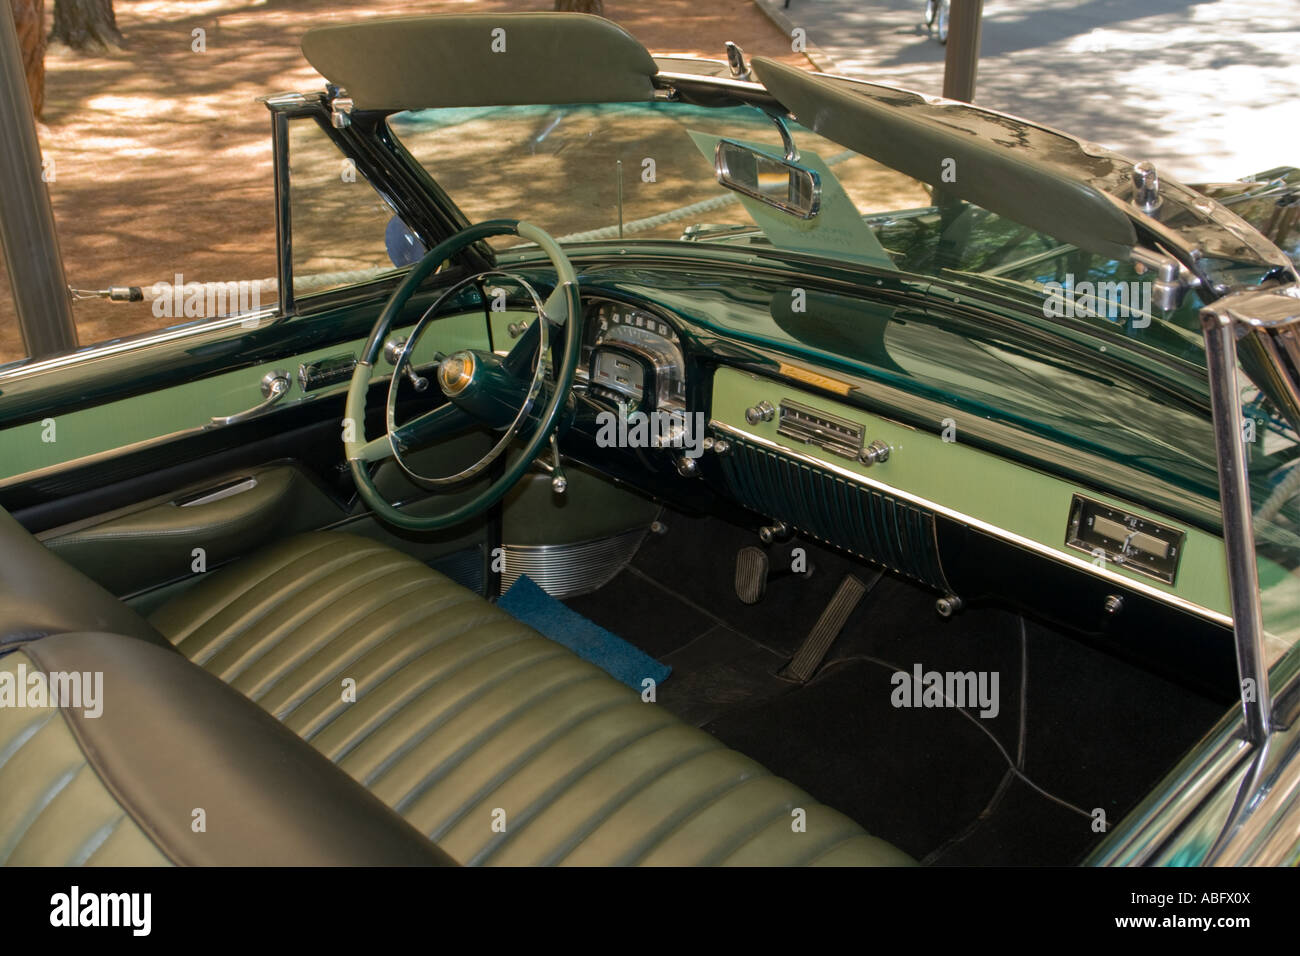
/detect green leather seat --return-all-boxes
[0,502,910,866]
[147,532,911,866]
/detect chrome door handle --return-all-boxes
[210,370,291,426]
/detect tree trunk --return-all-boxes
[49,0,121,52]
[11,0,45,118]
[554,0,605,14]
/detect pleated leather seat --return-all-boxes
[148,532,911,866]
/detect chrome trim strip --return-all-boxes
[0,308,280,384]
[711,420,1232,627]
[654,70,767,95]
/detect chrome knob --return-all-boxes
[404,367,429,392]
[745,400,775,424]
[383,335,407,366]
[859,440,891,466]
[1132,161,1160,213]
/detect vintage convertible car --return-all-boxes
[3,13,1300,867]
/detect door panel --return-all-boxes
[0,309,491,486]
[38,463,345,597]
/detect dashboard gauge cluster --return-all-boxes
[581,298,688,415]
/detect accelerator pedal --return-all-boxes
[735,546,770,605]
[781,570,882,682]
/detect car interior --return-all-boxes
[0,14,1260,867]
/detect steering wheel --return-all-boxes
[343,219,582,531]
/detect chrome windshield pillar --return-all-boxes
[1201,301,1275,746]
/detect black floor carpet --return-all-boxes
[564,508,1226,865]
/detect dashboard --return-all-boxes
[545,278,1236,697]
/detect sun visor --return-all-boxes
[752,57,1139,261]
[302,14,659,111]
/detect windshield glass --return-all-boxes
[389,101,1208,363]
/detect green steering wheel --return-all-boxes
[343,219,583,531]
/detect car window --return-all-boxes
[288,117,422,301]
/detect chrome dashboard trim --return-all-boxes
[711,419,1232,628]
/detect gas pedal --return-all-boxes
[780,570,882,682]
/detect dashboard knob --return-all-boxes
[859,440,891,466]
[745,400,775,424]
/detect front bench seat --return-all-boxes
[0,631,452,866]
[147,532,910,866]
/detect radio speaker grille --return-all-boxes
[718,437,948,591]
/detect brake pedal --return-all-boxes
[781,571,881,682]
[735,546,769,604]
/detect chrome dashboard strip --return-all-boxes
[711,420,1232,628]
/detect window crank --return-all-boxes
[383,335,436,391]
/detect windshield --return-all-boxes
[389,101,1208,362]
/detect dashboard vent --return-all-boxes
[717,437,948,591]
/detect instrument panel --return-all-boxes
[581,298,687,415]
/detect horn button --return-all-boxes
[438,351,476,396]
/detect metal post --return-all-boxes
[0,0,78,357]
[942,0,984,104]
[1201,308,1272,745]
[270,110,294,317]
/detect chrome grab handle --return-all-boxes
[210,370,291,426]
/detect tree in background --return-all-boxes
[554,0,605,14]
[49,0,121,51]
[11,0,44,118]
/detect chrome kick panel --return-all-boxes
[1065,494,1185,584]
[500,529,648,598]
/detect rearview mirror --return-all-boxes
[714,140,821,220]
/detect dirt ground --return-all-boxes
[0,0,817,364]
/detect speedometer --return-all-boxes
[581,298,688,415]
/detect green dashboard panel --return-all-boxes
[710,366,1232,622]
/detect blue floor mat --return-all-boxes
[497,575,670,691]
